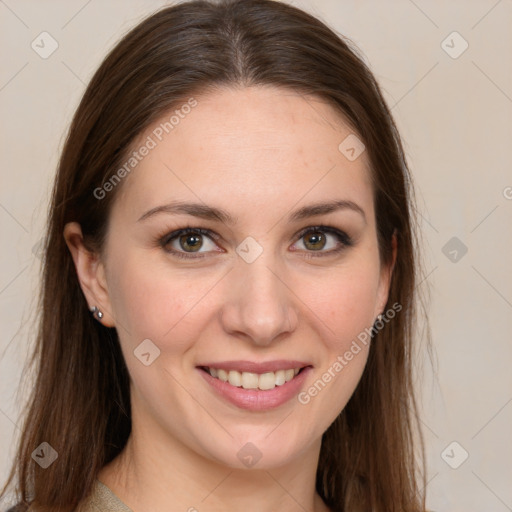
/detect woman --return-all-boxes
[1,0,431,510]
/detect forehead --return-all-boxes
[112,86,374,223]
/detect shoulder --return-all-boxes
[78,480,133,512]
[6,480,132,512]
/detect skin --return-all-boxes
[65,86,396,512]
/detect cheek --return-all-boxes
[295,265,377,431]
[107,253,216,350]
[303,262,380,349]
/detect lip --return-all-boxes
[197,365,313,411]
[196,360,311,374]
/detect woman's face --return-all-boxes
[93,86,395,469]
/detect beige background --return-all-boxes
[1,1,511,510]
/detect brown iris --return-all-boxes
[303,231,326,251]
[179,233,203,252]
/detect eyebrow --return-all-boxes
[137,199,367,225]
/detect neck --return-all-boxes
[98,401,331,512]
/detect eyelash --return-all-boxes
[157,225,354,261]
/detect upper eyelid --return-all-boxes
[162,227,220,244]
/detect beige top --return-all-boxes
[24,479,132,512]
[75,480,133,512]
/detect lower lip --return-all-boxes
[197,366,312,411]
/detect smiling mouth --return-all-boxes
[198,366,309,391]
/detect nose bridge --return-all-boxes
[221,248,298,345]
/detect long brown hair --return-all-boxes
[1,1,431,510]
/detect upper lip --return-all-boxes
[197,360,312,374]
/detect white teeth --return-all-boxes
[228,370,242,387]
[241,372,259,389]
[274,370,286,386]
[206,367,303,390]
[259,372,276,390]
[285,369,295,381]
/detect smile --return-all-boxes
[200,366,305,391]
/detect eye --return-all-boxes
[159,228,220,259]
[291,226,353,257]
[158,225,353,260]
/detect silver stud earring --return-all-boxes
[371,313,384,337]
[90,306,103,320]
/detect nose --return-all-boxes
[220,254,299,347]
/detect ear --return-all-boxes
[63,222,116,327]
[375,229,398,317]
